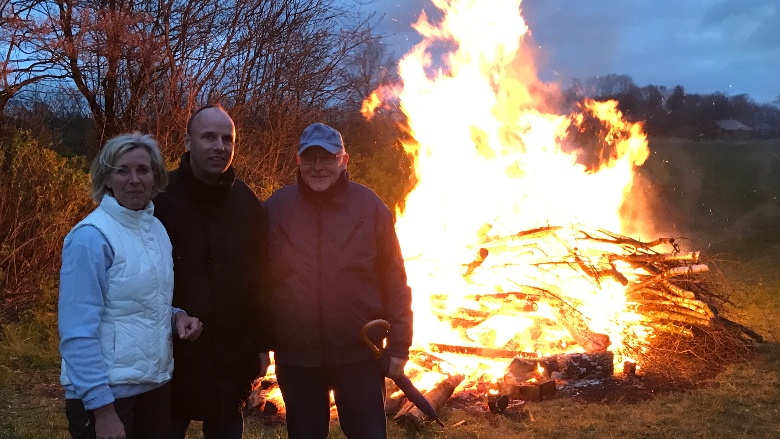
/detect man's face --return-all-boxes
[298,146,349,192]
[185,107,235,183]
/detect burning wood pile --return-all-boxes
[246,224,761,427]
[381,223,760,424]
[246,0,764,426]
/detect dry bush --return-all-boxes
[0,130,92,319]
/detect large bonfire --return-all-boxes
[250,0,760,423]
[360,0,759,404]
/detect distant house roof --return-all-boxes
[715,119,752,131]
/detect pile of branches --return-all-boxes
[584,227,762,381]
[447,224,762,383]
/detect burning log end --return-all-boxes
[584,333,611,352]
[246,379,278,412]
[393,373,464,427]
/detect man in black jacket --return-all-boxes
[264,122,413,439]
[154,104,271,439]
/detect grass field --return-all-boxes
[2,138,780,438]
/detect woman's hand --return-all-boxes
[174,312,203,341]
[93,404,125,439]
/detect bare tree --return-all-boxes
[0,0,68,126]
[4,0,380,183]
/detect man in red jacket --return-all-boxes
[264,122,413,439]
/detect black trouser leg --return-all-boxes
[65,382,171,439]
[276,363,332,439]
[332,359,387,439]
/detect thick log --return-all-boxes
[466,288,544,302]
[555,304,611,352]
[516,285,610,352]
[629,287,715,317]
[572,255,629,285]
[628,265,709,294]
[632,299,714,318]
[638,307,712,326]
[661,281,698,300]
[384,390,407,416]
[393,373,464,426]
[482,226,563,245]
[429,343,537,359]
[663,264,710,277]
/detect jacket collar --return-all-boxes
[297,169,349,204]
[99,194,155,231]
[179,151,235,202]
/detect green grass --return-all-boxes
[638,138,780,255]
[3,137,780,438]
[3,342,780,438]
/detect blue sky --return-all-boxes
[371,0,780,105]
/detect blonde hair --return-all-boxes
[90,132,168,204]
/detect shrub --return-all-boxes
[0,130,92,319]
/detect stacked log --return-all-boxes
[393,373,464,426]
[446,225,760,379]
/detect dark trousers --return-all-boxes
[171,413,243,439]
[65,382,171,439]
[275,359,387,439]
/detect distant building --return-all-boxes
[713,119,752,139]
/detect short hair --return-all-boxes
[90,132,168,204]
[186,103,227,136]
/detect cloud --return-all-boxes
[372,0,780,103]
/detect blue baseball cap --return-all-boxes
[298,123,345,155]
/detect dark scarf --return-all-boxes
[179,151,235,203]
[297,169,349,203]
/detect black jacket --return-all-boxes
[153,153,270,420]
[264,171,413,367]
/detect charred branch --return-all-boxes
[393,373,464,426]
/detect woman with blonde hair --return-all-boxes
[58,132,203,439]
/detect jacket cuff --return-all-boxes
[384,342,410,360]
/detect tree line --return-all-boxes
[1,0,409,194]
[563,74,780,139]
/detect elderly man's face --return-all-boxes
[298,146,348,191]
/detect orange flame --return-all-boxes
[366,0,653,384]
